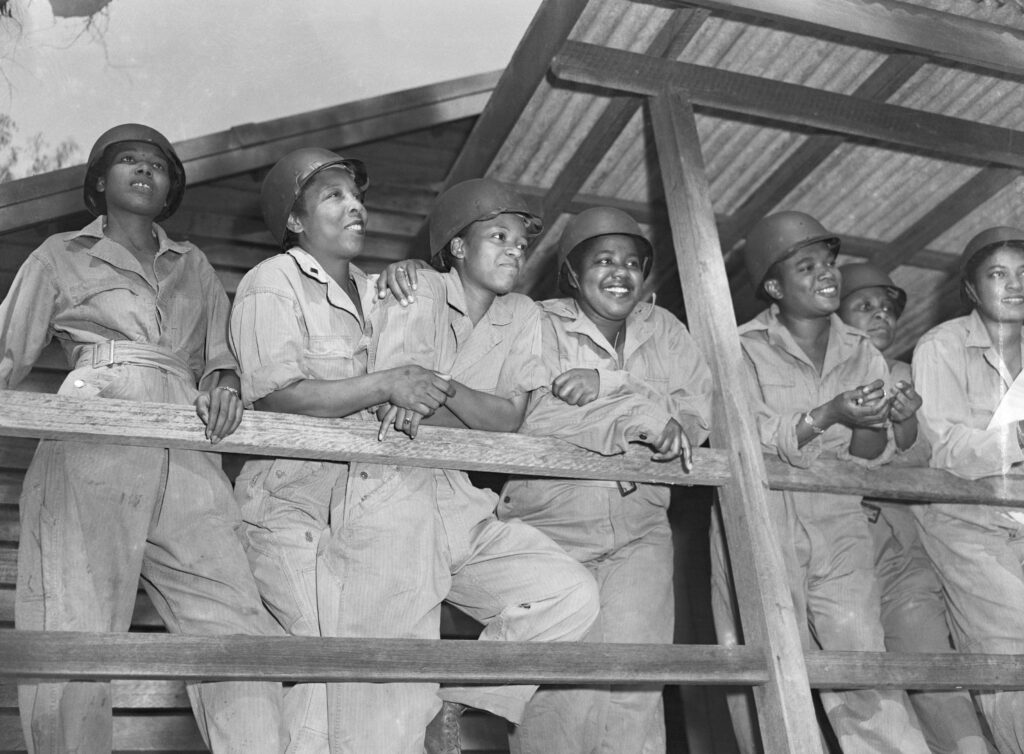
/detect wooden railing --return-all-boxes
[4,389,1024,751]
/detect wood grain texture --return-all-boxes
[0,630,768,686]
[0,73,498,234]
[552,42,1024,170]
[676,0,1024,79]
[516,7,711,298]
[4,390,1024,505]
[650,88,822,753]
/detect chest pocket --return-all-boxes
[303,333,364,381]
[758,378,796,411]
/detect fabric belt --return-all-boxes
[73,340,194,383]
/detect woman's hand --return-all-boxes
[552,368,600,406]
[888,380,922,424]
[195,385,244,444]
[376,403,426,441]
[376,260,430,306]
[650,418,693,472]
[827,380,892,428]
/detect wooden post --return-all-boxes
[648,86,823,753]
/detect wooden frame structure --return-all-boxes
[4,0,1024,751]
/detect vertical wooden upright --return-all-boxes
[649,86,823,753]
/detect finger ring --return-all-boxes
[403,417,412,424]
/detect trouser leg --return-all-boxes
[803,502,930,754]
[317,467,446,754]
[141,449,284,754]
[869,503,992,754]
[235,459,337,754]
[442,517,599,725]
[915,507,1024,754]
[591,524,674,754]
[16,441,162,754]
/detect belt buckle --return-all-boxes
[92,340,115,368]
[617,480,638,497]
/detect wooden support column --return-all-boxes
[648,87,821,752]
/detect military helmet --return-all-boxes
[260,147,368,247]
[743,211,840,293]
[959,226,1024,277]
[838,262,907,318]
[83,123,186,222]
[556,206,653,276]
[427,178,541,263]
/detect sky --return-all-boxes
[0,0,541,176]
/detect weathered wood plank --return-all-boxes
[406,0,590,257]
[651,87,821,753]
[517,7,710,297]
[804,651,1024,691]
[441,0,588,188]
[0,390,728,487]
[0,630,768,686]
[0,74,498,234]
[0,714,206,751]
[552,42,1024,170]
[677,0,1024,79]
[719,54,926,253]
[0,710,508,753]
[5,390,1024,505]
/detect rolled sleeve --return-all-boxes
[0,255,58,389]
[230,286,307,405]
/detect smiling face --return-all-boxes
[838,286,898,351]
[451,212,529,296]
[287,167,366,259]
[967,245,1024,326]
[96,141,172,220]
[764,242,840,317]
[566,234,647,328]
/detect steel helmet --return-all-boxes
[83,123,186,221]
[743,211,840,292]
[557,206,653,282]
[838,262,907,318]
[260,148,369,246]
[960,226,1024,277]
[428,178,542,262]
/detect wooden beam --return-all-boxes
[4,630,1024,692]
[439,0,588,188]
[874,166,1020,272]
[0,630,768,686]
[650,87,822,753]
[0,390,730,488]
[720,54,926,253]
[406,0,590,257]
[675,0,1024,80]
[5,389,1024,506]
[0,72,498,234]
[516,7,711,297]
[552,42,1024,170]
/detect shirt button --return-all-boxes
[311,267,319,275]
[73,379,85,388]
[359,471,369,480]
[639,433,648,441]
[503,496,510,503]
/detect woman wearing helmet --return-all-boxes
[0,124,285,752]
[230,166,597,754]
[913,226,1024,754]
[497,206,713,754]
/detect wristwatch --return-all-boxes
[802,411,825,436]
